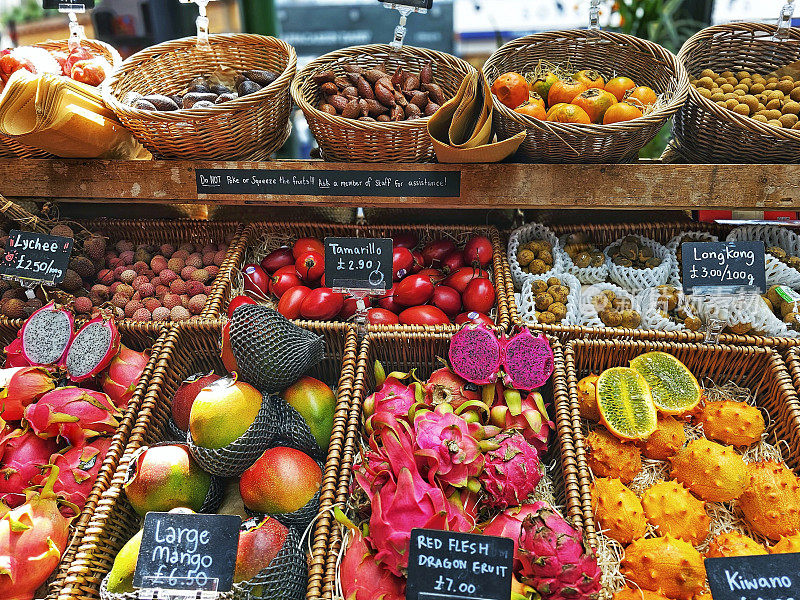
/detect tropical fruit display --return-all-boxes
[491,64,659,124]
[526,276,571,325]
[576,349,800,598]
[102,306,338,599]
[0,221,236,322]
[763,285,800,332]
[234,229,498,326]
[1,43,112,88]
[0,304,154,599]
[562,233,606,270]
[515,239,556,275]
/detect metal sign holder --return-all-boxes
[380,1,431,51]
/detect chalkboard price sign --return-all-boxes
[706,552,800,600]
[42,0,95,9]
[681,241,767,295]
[133,512,240,592]
[379,0,434,9]
[0,230,74,286]
[406,529,513,600]
[324,237,393,292]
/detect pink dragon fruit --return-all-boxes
[4,338,30,368]
[0,367,55,421]
[0,465,73,600]
[502,328,554,391]
[482,504,541,568]
[362,362,422,434]
[424,367,479,409]
[448,321,501,385]
[517,502,602,600]
[489,386,552,454]
[338,512,405,600]
[24,387,120,445]
[0,429,57,508]
[445,487,479,533]
[101,345,149,408]
[413,403,484,490]
[47,436,113,515]
[479,431,542,509]
[65,314,121,382]
[15,302,74,368]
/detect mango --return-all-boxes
[282,376,336,452]
[239,447,321,514]
[189,378,262,449]
[235,516,288,582]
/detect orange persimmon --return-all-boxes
[548,78,589,106]
[602,101,643,124]
[491,72,531,109]
[515,100,547,120]
[532,72,559,104]
[572,88,618,123]
[625,85,658,107]
[574,69,605,89]
[546,103,592,124]
[605,76,636,101]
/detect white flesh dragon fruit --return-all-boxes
[65,315,121,382]
[18,302,74,367]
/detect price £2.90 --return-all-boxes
[335,258,382,271]
[687,264,756,287]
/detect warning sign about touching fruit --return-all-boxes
[42,0,95,9]
[706,552,800,600]
[0,230,74,286]
[324,237,393,292]
[406,529,513,600]
[194,169,460,198]
[681,241,767,295]
[133,512,240,592]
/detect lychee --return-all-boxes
[151,257,168,275]
[152,306,170,322]
[74,296,93,314]
[177,244,195,254]
[132,261,149,275]
[144,298,161,313]
[61,269,82,292]
[180,266,196,281]
[190,269,210,284]
[119,250,135,265]
[151,277,162,288]
[188,294,207,315]
[70,256,96,279]
[163,294,182,310]
[2,298,25,318]
[170,306,190,321]
[167,257,185,273]
[160,243,175,258]
[132,275,150,290]
[185,254,203,269]
[82,234,107,261]
[586,428,642,484]
[205,265,219,278]
[173,250,190,261]
[132,308,151,321]
[120,270,137,284]
[591,478,647,545]
[97,269,114,285]
[90,284,110,300]
[116,240,134,253]
[186,280,205,297]
[125,301,144,318]
[112,294,129,309]
[214,250,227,266]
[50,223,74,238]
[116,284,134,298]
[202,251,216,266]
[170,280,189,295]
[138,283,156,298]
[160,269,178,285]
[155,285,169,300]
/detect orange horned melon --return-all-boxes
[706,532,767,558]
[621,536,706,600]
[641,415,686,460]
[613,587,670,600]
[771,532,800,554]
[669,439,747,502]
[577,374,601,421]
[696,400,765,447]
[591,477,647,545]
[586,428,642,484]
[739,460,800,540]
[640,480,710,545]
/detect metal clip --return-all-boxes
[589,0,601,30]
[774,0,795,41]
[704,318,725,344]
[382,3,427,51]
[180,0,213,50]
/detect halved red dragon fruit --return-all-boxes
[448,321,501,385]
[65,314,121,382]
[14,302,75,368]
[502,328,554,391]
[24,387,120,445]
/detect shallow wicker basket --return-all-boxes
[675,23,800,163]
[483,30,689,163]
[0,38,121,159]
[291,44,475,162]
[102,34,296,160]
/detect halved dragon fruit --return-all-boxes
[448,321,501,385]
[16,302,74,368]
[503,328,554,391]
[65,314,121,382]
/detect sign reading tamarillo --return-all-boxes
[406,528,513,600]
[133,512,240,592]
[705,552,800,600]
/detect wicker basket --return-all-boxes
[102,34,296,160]
[564,338,800,550]
[291,44,475,162]
[0,38,122,159]
[308,332,584,600]
[0,318,169,600]
[224,222,511,333]
[482,30,689,163]
[675,23,800,163]
[55,320,357,600]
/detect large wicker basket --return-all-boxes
[483,30,689,163]
[0,38,122,159]
[565,338,800,549]
[102,34,296,160]
[675,23,800,163]
[308,332,585,600]
[291,44,475,162]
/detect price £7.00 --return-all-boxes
[433,576,476,595]
[688,264,755,287]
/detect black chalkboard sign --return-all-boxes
[681,241,767,295]
[195,169,460,198]
[0,230,74,286]
[324,237,393,291]
[43,0,95,9]
[379,0,434,9]
[406,529,513,600]
[133,512,240,592]
[706,553,800,600]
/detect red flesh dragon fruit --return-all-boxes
[448,322,501,385]
[4,338,30,368]
[489,385,552,455]
[0,367,55,421]
[517,502,602,600]
[47,436,113,515]
[482,504,541,567]
[65,314,121,382]
[101,345,149,408]
[338,512,405,600]
[479,431,542,509]
[24,387,120,445]
[413,403,484,490]
[424,367,479,409]
[362,361,422,434]
[0,466,73,600]
[0,429,57,508]
[502,328,554,391]
[15,302,74,368]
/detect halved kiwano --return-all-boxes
[596,367,657,440]
[629,351,701,415]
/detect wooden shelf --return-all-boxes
[1,158,799,210]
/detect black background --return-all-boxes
[0,230,73,285]
[43,0,95,9]
[379,0,434,9]
[324,237,393,291]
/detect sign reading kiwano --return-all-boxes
[706,552,800,600]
